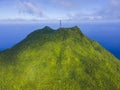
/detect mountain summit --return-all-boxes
[0,26,120,90]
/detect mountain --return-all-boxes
[0,26,120,90]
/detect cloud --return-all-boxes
[18,0,47,18]
[49,0,106,21]
[68,0,120,21]
[66,13,103,21]
[2,0,119,21]
[111,0,120,8]
[51,0,72,8]
[94,0,120,21]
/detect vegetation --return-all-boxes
[0,26,120,90]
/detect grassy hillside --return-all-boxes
[0,26,120,90]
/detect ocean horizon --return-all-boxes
[0,22,120,59]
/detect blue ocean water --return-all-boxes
[0,22,120,59]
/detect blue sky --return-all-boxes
[0,0,120,22]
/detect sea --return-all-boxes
[0,21,120,59]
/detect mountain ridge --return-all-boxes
[0,26,120,90]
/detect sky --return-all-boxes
[0,0,120,22]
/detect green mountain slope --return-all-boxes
[0,26,120,90]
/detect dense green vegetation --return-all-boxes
[0,26,120,90]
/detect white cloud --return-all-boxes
[90,0,120,21]
[18,0,47,18]
[2,0,120,21]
